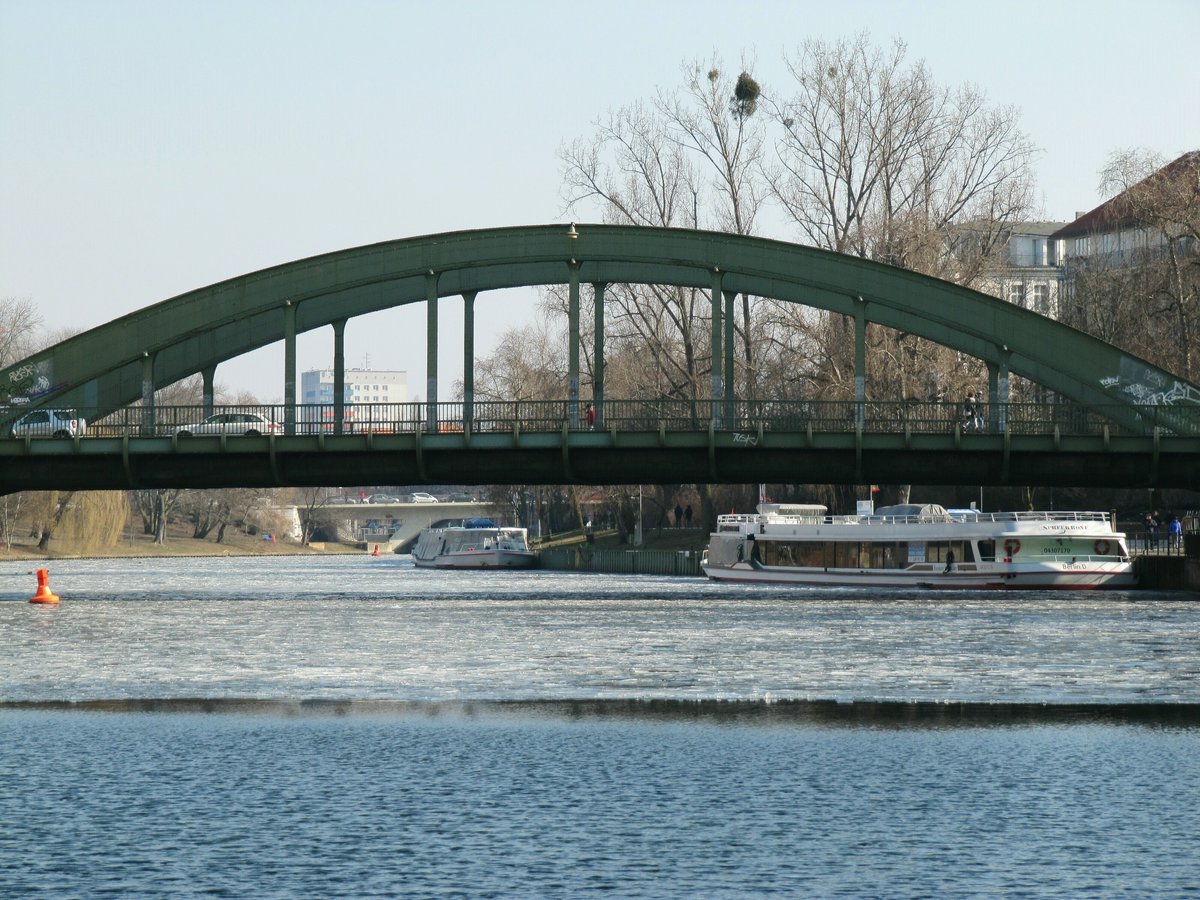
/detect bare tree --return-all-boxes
[0,297,42,368]
[472,320,565,403]
[0,492,23,550]
[767,34,1037,283]
[294,486,335,544]
[659,61,769,395]
[761,34,1038,406]
[1092,149,1200,380]
[560,102,712,405]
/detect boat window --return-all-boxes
[793,542,826,567]
[834,542,867,568]
[759,541,829,567]
[760,541,787,566]
[869,542,909,569]
[976,540,994,562]
[925,541,969,563]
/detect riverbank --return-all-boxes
[0,526,360,561]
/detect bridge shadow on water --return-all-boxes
[7,697,1199,729]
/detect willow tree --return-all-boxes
[29,490,129,553]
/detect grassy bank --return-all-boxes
[0,524,359,561]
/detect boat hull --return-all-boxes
[701,562,1135,590]
[414,549,536,569]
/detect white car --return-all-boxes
[11,409,87,438]
[408,492,439,503]
[176,413,280,437]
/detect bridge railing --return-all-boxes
[10,399,1200,438]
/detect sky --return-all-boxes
[2,0,1198,402]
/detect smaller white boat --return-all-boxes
[412,518,536,569]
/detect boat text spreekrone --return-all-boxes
[702,503,1135,589]
[412,518,537,569]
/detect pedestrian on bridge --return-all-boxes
[1145,511,1161,550]
[962,392,983,432]
[675,503,683,528]
[1168,515,1183,550]
[585,403,596,430]
[685,504,693,528]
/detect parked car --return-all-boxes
[366,494,401,504]
[10,408,87,438]
[176,412,280,437]
[408,492,439,503]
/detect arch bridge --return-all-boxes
[2,225,1197,492]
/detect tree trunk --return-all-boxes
[154,493,167,545]
[37,491,75,552]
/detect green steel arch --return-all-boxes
[4,224,1198,422]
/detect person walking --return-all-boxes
[962,392,979,432]
[674,503,683,529]
[684,504,693,528]
[1168,515,1183,551]
[585,403,596,430]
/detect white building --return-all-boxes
[979,222,1068,319]
[1049,151,1199,267]
[300,370,408,431]
[301,368,408,406]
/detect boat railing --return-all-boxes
[716,514,763,531]
[717,509,1115,529]
[976,510,1110,522]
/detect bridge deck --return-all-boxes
[2,425,1196,492]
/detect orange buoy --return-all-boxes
[372,544,380,557]
[29,568,60,604]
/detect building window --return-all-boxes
[1007,283,1025,307]
[1032,284,1050,316]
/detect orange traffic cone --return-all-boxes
[29,568,60,604]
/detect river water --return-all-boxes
[2,556,1198,897]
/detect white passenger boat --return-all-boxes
[702,503,1135,590]
[412,518,536,569]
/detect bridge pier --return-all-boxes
[201,365,216,418]
[463,291,476,434]
[711,269,723,426]
[568,262,580,428]
[332,318,346,435]
[724,289,736,426]
[854,297,866,426]
[425,271,438,432]
[140,352,155,437]
[283,300,296,436]
[593,282,606,427]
